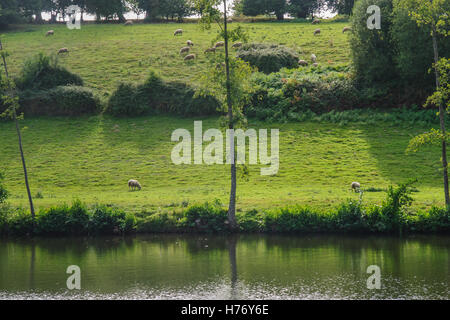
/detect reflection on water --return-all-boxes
[0,234,448,299]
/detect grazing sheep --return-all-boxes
[204,47,216,53]
[227,18,233,23]
[312,19,320,24]
[214,41,224,48]
[313,62,319,67]
[180,46,190,55]
[311,54,317,63]
[298,59,308,66]
[184,53,196,61]
[128,179,142,191]
[174,29,183,36]
[351,182,361,191]
[343,26,352,33]
[232,42,242,49]
[314,29,321,36]
[124,21,133,26]
[58,48,69,54]
[46,30,54,36]
[187,40,194,46]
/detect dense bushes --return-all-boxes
[236,43,299,74]
[0,200,136,236]
[19,86,101,116]
[244,66,362,119]
[350,0,450,100]
[16,54,83,91]
[106,71,220,116]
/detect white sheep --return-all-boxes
[214,41,224,48]
[312,19,320,24]
[174,29,183,36]
[311,54,317,63]
[58,48,69,54]
[232,42,242,49]
[351,182,361,191]
[180,46,190,55]
[298,59,308,66]
[187,40,194,46]
[46,30,54,36]
[128,179,142,191]
[204,47,216,53]
[343,26,352,33]
[184,53,196,61]
[313,62,319,67]
[314,29,321,36]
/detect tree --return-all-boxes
[0,40,35,222]
[402,0,450,207]
[241,0,287,20]
[288,0,323,18]
[85,0,127,22]
[325,0,355,16]
[193,0,253,230]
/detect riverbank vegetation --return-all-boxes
[1,181,449,236]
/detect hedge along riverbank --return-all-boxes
[1,183,449,236]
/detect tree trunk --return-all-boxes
[431,24,450,208]
[223,0,238,231]
[275,11,284,20]
[35,11,43,24]
[0,40,35,224]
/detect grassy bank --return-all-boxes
[0,115,445,213]
[1,22,351,93]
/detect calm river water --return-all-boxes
[0,234,448,299]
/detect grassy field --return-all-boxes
[2,21,351,93]
[0,116,444,213]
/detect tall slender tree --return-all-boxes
[0,39,35,222]
[194,0,253,230]
[401,0,450,207]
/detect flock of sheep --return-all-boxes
[172,19,351,66]
[45,20,356,192]
[174,28,244,62]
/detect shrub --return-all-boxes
[136,212,179,233]
[16,53,83,91]
[107,71,220,117]
[334,199,365,231]
[4,209,34,236]
[0,171,8,204]
[413,207,450,232]
[37,204,71,235]
[181,201,228,233]
[349,0,397,87]
[236,209,263,232]
[19,85,101,116]
[244,67,360,119]
[263,206,329,233]
[236,43,299,74]
[66,200,90,235]
[89,205,136,234]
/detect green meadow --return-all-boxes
[2,21,350,93]
[0,22,445,214]
[0,115,443,213]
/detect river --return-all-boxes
[0,234,448,299]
